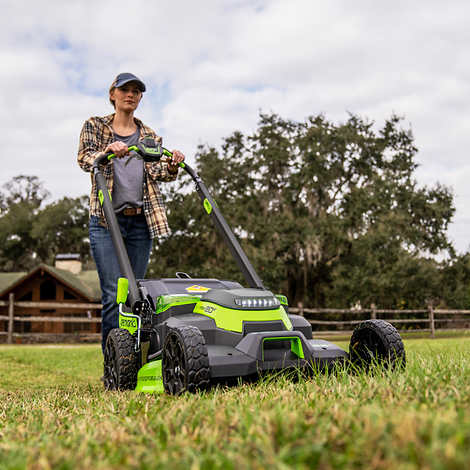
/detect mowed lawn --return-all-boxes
[0,338,469,470]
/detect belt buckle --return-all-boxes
[123,207,141,216]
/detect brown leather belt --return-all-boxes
[121,207,143,216]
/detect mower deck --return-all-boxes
[136,332,347,394]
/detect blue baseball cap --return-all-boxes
[111,73,146,92]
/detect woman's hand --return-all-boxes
[168,150,185,172]
[105,141,128,158]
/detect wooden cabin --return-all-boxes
[0,257,101,340]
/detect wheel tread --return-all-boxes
[103,328,139,390]
[349,319,406,369]
[162,325,210,395]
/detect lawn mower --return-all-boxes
[94,137,406,394]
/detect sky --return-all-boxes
[1,0,469,253]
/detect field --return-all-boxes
[0,338,469,469]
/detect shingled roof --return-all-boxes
[0,264,101,301]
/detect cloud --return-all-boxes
[1,0,470,252]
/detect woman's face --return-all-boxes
[110,82,142,112]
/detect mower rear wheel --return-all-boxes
[349,319,405,370]
[162,325,210,395]
[103,328,140,390]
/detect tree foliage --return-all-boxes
[31,195,90,263]
[152,113,455,308]
[0,176,90,271]
[438,254,470,309]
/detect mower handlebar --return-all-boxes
[92,152,112,168]
[92,147,179,171]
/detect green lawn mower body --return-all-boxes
[116,276,348,394]
[94,140,405,395]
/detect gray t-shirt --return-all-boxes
[112,127,144,213]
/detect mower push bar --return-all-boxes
[92,152,141,306]
[176,159,265,290]
[160,147,264,290]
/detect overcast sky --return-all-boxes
[1,0,469,253]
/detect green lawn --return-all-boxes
[0,338,469,469]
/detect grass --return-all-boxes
[0,338,469,469]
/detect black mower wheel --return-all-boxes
[103,328,140,390]
[349,319,406,370]
[162,325,210,395]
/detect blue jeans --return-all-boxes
[89,214,152,353]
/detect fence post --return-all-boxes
[428,303,435,338]
[7,293,14,344]
[370,303,377,320]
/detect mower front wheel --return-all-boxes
[349,319,405,370]
[103,328,140,390]
[162,325,210,395]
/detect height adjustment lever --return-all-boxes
[132,299,153,326]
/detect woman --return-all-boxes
[77,72,185,354]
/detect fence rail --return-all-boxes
[1,294,470,344]
[0,294,102,344]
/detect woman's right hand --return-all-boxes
[105,141,128,158]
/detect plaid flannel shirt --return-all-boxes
[77,114,178,238]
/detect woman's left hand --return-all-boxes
[168,150,185,171]
[171,150,185,165]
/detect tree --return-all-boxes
[2,175,50,207]
[437,254,470,309]
[0,176,90,271]
[31,195,90,265]
[0,175,50,271]
[151,113,455,308]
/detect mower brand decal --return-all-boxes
[119,315,137,334]
[186,285,211,293]
[203,306,216,314]
[139,375,157,381]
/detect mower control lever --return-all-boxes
[134,143,177,164]
[135,137,163,162]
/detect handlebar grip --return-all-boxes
[92,152,114,170]
[162,148,173,158]
[162,148,185,168]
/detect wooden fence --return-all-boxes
[0,293,102,344]
[289,304,470,337]
[1,293,470,344]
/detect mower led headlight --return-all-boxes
[234,296,280,309]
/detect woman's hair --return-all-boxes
[109,83,116,108]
